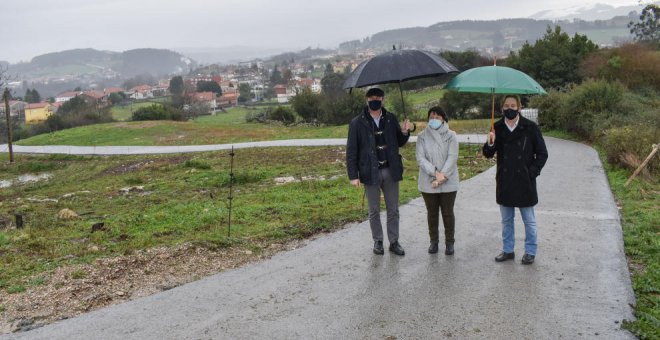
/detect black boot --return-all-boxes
[389,241,405,256]
[428,242,439,254]
[373,240,384,255]
[495,251,515,262]
[445,242,454,255]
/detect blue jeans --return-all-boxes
[500,205,537,256]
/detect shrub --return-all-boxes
[245,111,268,123]
[563,80,626,139]
[601,125,660,175]
[319,91,364,125]
[530,89,568,130]
[290,88,323,122]
[580,43,660,92]
[131,104,184,121]
[268,106,296,125]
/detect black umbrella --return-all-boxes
[343,48,458,118]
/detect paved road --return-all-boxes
[0,135,486,155]
[3,137,635,339]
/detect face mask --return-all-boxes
[428,119,443,130]
[503,108,519,120]
[368,100,382,111]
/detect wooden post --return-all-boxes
[624,144,659,187]
[3,88,13,163]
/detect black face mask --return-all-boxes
[503,108,519,120]
[368,100,382,111]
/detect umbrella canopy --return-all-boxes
[444,65,546,95]
[343,49,458,90]
[444,65,546,131]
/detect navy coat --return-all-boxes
[346,108,410,185]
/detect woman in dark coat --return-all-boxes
[483,95,548,265]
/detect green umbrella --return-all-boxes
[444,65,546,130]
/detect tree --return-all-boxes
[270,66,282,84]
[628,4,659,46]
[290,87,323,122]
[319,90,364,125]
[505,25,598,89]
[238,83,252,103]
[24,88,41,103]
[196,80,222,95]
[320,72,346,102]
[282,69,293,86]
[323,63,334,78]
[169,76,185,108]
[440,50,490,71]
[108,92,127,105]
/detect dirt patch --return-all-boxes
[0,238,315,334]
[102,156,189,175]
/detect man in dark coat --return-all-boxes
[483,95,548,265]
[346,87,412,256]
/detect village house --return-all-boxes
[24,102,53,124]
[55,91,81,103]
[80,90,107,106]
[274,84,293,103]
[295,78,321,93]
[129,85,153,100]
[103,87,124,95]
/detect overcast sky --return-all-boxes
[3,0,642,63]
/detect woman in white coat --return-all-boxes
[416,107,459,255]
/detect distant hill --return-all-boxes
[269,47,336,63]
[9,48,195,80]
[339,13,639,54]
[530,2,646,21]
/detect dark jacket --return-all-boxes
[483,116,548,207]
[346,107,410,185]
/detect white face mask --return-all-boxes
[428,119,443,130]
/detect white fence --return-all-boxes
[521,108,538,123]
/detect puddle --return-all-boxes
[0,173,53,188]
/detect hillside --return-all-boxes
[339,14,638,54]
[8,48,195,80]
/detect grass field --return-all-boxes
[597,149,659,339]
[17,105,491,147]
[0,145,493,291]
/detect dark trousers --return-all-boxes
[421,191,457,244]
[365,168,400,244]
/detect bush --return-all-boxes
[319,91,364,125]
[601,125,660,175]
[268,106,296,125]
[131,104,184,121]
[245,111,268,123]
[290,88,323,122]
[580,43,660,92]
[440,91,493,120]
[530,89,567,130]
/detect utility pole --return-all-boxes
[3,88,14,163]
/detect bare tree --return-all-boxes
[1,64,16,162]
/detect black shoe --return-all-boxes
[373,241,384,255]
[428,242,439,254]
[521,253,535,265]
[445,242,454,256]
[389,241,405,256]
[495,251,515,262]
